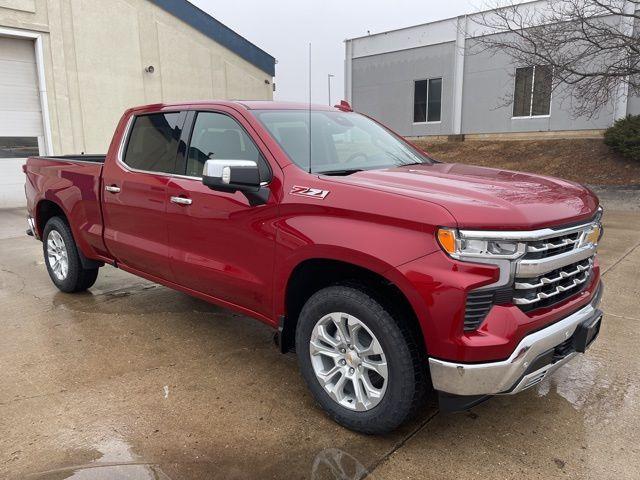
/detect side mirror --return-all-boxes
[202,159,261,193]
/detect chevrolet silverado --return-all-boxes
[24,100,604,434]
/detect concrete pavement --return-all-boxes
[0,202,638,480]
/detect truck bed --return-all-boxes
[24,154,109,263]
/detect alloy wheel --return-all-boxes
[309,312,388,411]
[47,230,69,281]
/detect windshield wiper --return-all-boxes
[317,169,364,176]
[398,161,426,167]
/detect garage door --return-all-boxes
[0,36,43,158]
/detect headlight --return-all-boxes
[437,227,526,260]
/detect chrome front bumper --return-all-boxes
[429,283,603,397]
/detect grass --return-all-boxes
[411,138,640,186]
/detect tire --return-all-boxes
[295,285,426,434]
[42,216,99,293]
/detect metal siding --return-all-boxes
[0,36,43,138]
[462,37,614,134]
[349,17,620,136]
[148,0,275,76]
[351,42,456,137]
[626,18,640,116]
[627,92,640,116]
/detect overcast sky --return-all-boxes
[190,0,482,105]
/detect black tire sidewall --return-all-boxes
[296,285,417,434]
[42,217,83,293]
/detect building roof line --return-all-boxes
[346,15,458,43]
[149,0,275,76]
[345,0,543,43]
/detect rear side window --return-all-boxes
[186,112,271,181]
[123,113,183,173]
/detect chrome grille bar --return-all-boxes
[526,237,578,253]
[513,269,591,305]
[516,245,596,278]
[514,259,592,289]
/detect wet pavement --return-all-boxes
[0,201,638,480]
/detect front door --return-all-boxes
[102,111,185,281]
[165,109,278,319]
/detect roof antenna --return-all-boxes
[308,42,312,174]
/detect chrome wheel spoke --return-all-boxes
[347,318,362,344]
[360,372,383,400]
[362,359,388,379]
[316,364,341,385]
[329,372,348,404]
[358,337,384,357]
[351,376,368,411]
[331,313,351,344]
[316,324,340,349]
[310,339,341,359]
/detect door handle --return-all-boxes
[105,185,121,193]
[170,196,193,206]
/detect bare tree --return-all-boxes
[470,0,640,118]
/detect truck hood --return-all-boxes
[326,163,599,230]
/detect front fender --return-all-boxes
[272,210,442,320]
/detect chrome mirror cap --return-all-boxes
[202,159,262,196]
[203,159,258,185]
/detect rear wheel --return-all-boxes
[43,216,99,292]
[296,285,425,434]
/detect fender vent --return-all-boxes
[463,291,495,331]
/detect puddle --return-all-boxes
[310,448,375,480]
[31,436,171,480]
[51,282,224,316]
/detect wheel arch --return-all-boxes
[36,199,103,269]
[278,257,427,358]
[36,199,67,237]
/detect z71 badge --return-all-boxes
[290,186,330,199]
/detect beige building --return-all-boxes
[0,0,275,206]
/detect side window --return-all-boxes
[123,113,183,173]
[186,112,271,181]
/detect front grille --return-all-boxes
[460,214,600,329]
[464,290,494,331]
[523,232,581,260]
[513,257,593,312]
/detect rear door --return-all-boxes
[102,111,186,281]
[165,108,279,319]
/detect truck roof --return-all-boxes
[128,100,341,113]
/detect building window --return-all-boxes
[513,65,552,117]
[413,78,442,123]
[0,137,39,158]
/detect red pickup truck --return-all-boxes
[24,100,603,434]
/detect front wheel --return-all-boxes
[43,216,99,293]
[296,285,426,434]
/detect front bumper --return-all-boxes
[429,282,603,398]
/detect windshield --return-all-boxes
[253,110,434,174]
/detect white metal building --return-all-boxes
[0,0,275,207]
[344,0,633,140]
